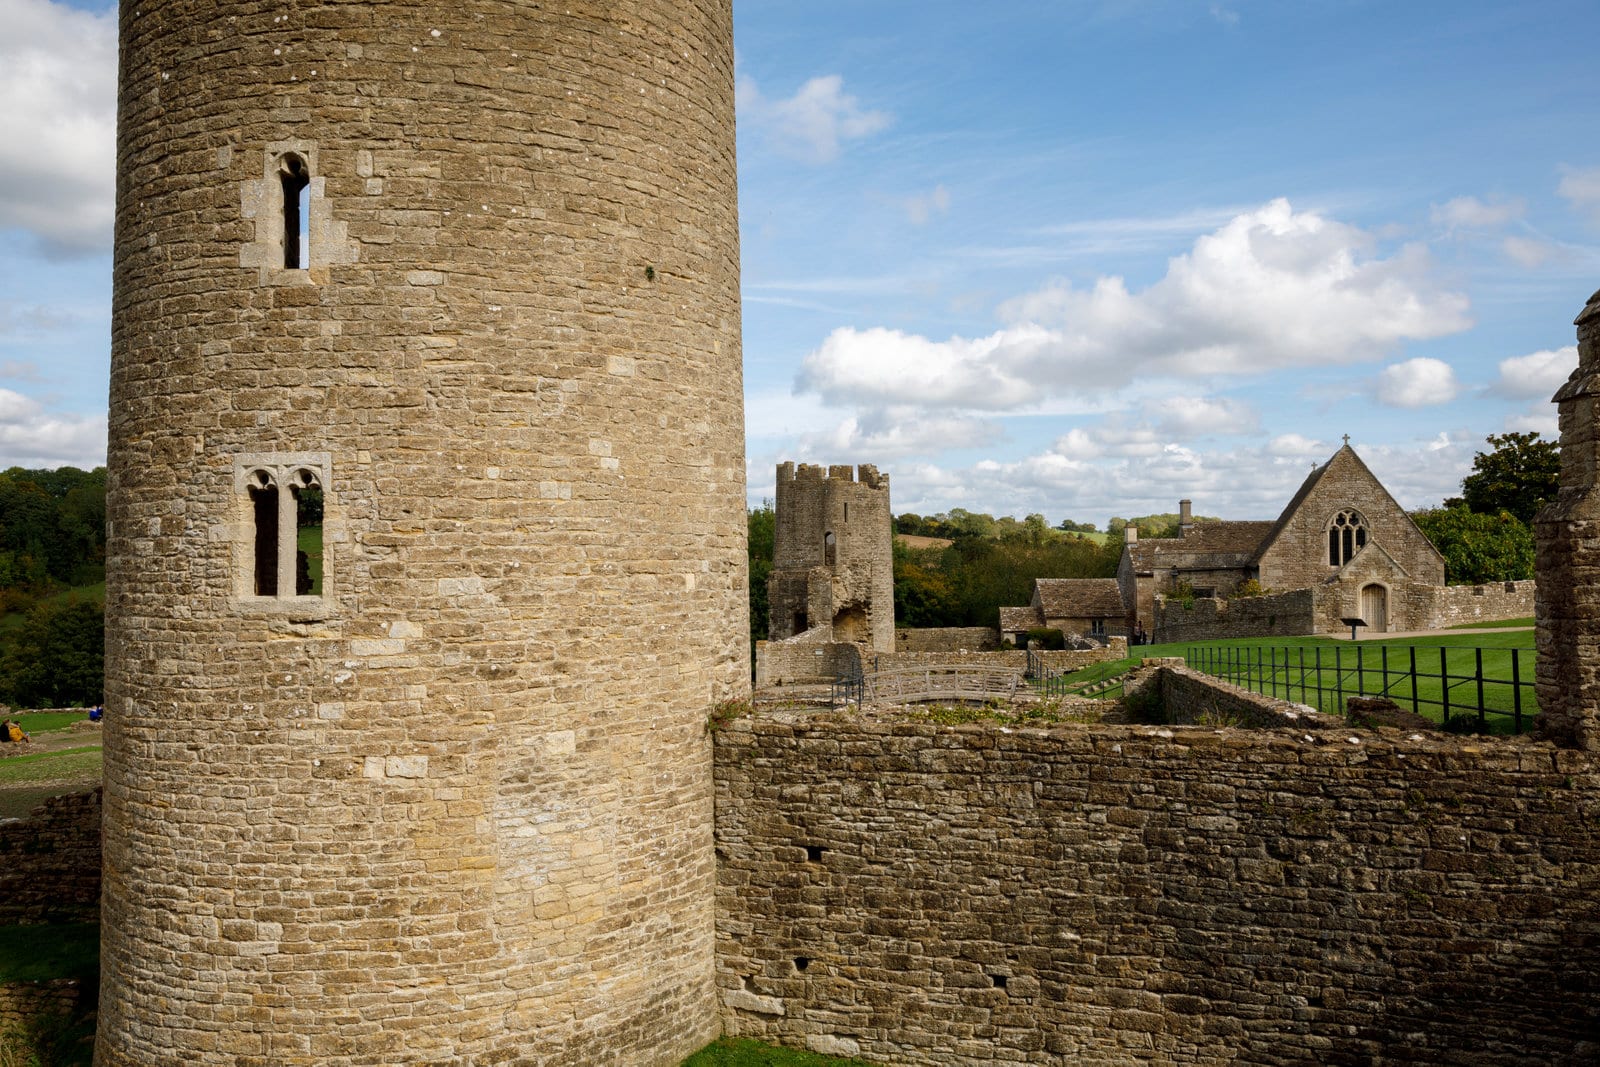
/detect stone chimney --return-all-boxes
[1124,525,1138,545]
[1179,499,1193,539]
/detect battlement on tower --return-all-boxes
[777,461,890,490]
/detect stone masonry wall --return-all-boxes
[714,711,1600,1065]
[755,640,863,688]
[0,788,101,925]
[1152,588,1317,644]
[894,627,1002,653]
[869,642,1124,675]
[1422,580,1536,627]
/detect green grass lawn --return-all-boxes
[1062,629,1538,733]
[683,1038,877,1066]
[1447,615,1533,629]
[13,712,91,734]
[0,924,99,984]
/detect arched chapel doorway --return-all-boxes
[1361,583,1389,633]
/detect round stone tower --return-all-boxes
[101,3,744,1064]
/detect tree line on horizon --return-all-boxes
[745,433,1556,645]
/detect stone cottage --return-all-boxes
[999,578,1127,645]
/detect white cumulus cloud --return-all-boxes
[737,73,891,164]
[798,199,1472,411]
[1495,345,1576,400]
[0,0,117,257]
[0,388,106,467]
[1374,357,1460,408]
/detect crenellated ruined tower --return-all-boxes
[1536,287,1600,751]
[100,2,745,1063]
[768,462,895,652]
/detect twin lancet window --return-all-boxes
[1328,509,1368,567]
[239,457,328,601]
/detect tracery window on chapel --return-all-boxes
[1327,508,1368,566]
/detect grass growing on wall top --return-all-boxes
[683,1038,879,1066]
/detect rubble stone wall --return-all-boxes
[0,788,101,925]
[1151,588,1317,644]
[893,627,1001,653]
[715,710,1600,1065]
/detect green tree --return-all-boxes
[747,502,775,643]
[0,598,105,708]
[1454,432,1559,525]
[1412,506,1535,585]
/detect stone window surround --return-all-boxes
[233,452,332,616]
[1328,508,1369,567]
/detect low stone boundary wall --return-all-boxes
[893,627,1001,653]
[874,639,1125,676]
[1422,579,1535,627]
[1125,659,1339,730]
[0,978,86,1038]
[714,709,1599,1065]
[0,788,101,925]
[1153,588,1317,644]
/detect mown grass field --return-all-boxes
[1062,626,1538,733]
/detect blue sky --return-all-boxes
[4,0,1598,527]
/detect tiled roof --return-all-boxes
[999,605,1042,632]
[1124,521,1275,571]
[1035,578,1125,619]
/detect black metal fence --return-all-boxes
[831,662,865,708]
[1183,644,1536,734]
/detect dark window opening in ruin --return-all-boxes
[1328,509,1368,566]
[249,474,279,597]
[793,957,812,972]
[293,477,324,596]
[990,974,1008,989]
[804,845,825,862]
[823,531,836,567]
[1090,618,1106,635]
[280,154,310,269]
[793,611,808,634]
[843,502,849,522]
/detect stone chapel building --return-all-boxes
[1117,443,1447,637]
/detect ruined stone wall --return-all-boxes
[769,463,895,651]
[714,712,1600,1065]
[1126,662,1338,730]
[870,643,1124,675]
[754,640,863,688]
[103,2,742,1062]
[0,788,101,925]
[894,627,1001,653]
[1151,588,1317,644]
